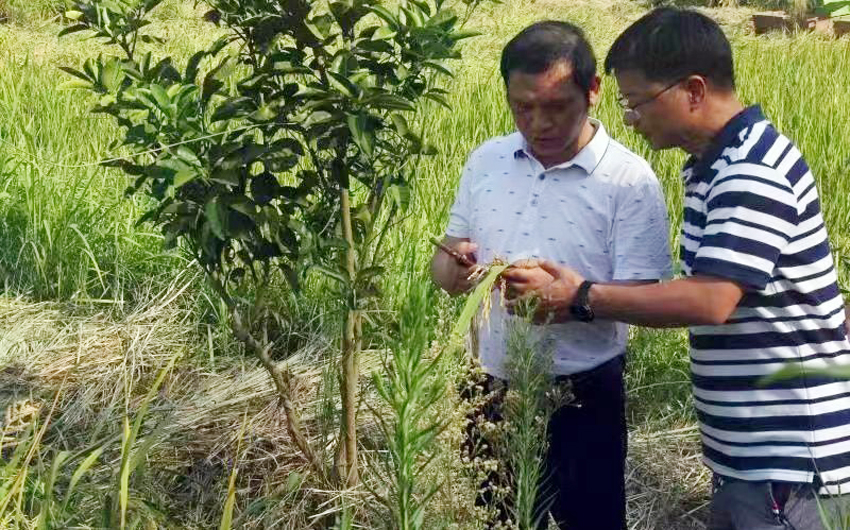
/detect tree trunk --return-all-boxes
[338,188,360,487]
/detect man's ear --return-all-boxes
[587,74,602,107]
[684,75,708,107]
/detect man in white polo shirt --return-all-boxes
[431,21,672,530]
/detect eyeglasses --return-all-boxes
[618,78,685,124]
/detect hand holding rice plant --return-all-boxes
[503,260,585,324]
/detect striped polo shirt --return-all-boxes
[682,105,850,493]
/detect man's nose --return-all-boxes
[623,109,639,127]
[530,108,552,133]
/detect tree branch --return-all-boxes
[230,309,325,478]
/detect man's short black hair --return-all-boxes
[500,21,597,97]
[604,7,735,90]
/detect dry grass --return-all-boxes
[0,282,711,528]
[627,424,710,530]
[0,269,425,528]
[0,277,336,527]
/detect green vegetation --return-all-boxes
[0,0,847,528]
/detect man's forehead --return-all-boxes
[615,70,659,94]
[535,60,573,87]
[507,60,575,95]
[510,60,573,84]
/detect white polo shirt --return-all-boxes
[446,120,673,377]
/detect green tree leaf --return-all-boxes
[370,5,399,30]
[174,170,197,188]
[205,198,226,239]
[347,113,374,158]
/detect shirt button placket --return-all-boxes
[524,171,546,227]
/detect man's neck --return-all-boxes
[682,97,746,159]
[536,119,596,169]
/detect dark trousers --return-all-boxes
[468,355,627,530]
[708,474,850,530]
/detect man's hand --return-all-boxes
[430,237,482,295]
[501,259,554,300]
[502,259,586,323]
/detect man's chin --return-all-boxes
[644,134,672,152]
[531,144,568,161]
[654,142,679,152]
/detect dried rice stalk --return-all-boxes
[452,258,509,338]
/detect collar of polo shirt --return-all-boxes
[512,118,610,175]
[686,105,765,183]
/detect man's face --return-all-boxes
[614,69,691,151]
[506,61,600,164]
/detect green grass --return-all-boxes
[501,316,560,529]
[0,66,173,303]
[0,0,849,528]
[0,0,61,23]
[0,0,225,308]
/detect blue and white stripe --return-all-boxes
[681,106,850,494]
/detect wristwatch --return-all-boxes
[570,280,595,322]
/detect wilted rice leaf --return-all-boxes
[451,263,509,338]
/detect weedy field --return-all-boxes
[0,0,848,528]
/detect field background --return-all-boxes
[0,0,848,528]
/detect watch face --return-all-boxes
[570,304,593,322]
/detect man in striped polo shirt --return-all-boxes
[503,7,850,529]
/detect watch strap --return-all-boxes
[576,280,594,306]
[571,280,595,322]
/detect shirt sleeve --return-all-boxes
[692,163,797,290]
[612,172,674,281]
[444,153,476,239]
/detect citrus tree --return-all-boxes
[59,0,485,487]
